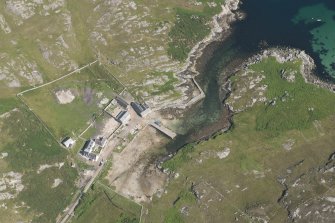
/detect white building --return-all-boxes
[81,139,96,155]
[62,137,76,148]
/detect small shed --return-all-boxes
[62,137,75,148]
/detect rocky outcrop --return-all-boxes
[180,0,242,77]
[163,0,243,110]
[277,152,335,222]
[244,48,335,93]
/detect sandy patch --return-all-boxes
[325,197,335,203]
[100,118,120,138]
[98,97,109,108]
[55,89,75,104]
[0,153,8,159]
[217,148,230,159]
[0,171,24,200]
[107,127,167,203]
[37,162,64,174]
[282,139,295,151]
[0,108,18,119]
[51,178,63,188]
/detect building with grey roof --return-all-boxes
[115,110,131,124]
[116,96,129,109]
[96,137,107,148]
[131,102,151,117]
[81,139,95,156]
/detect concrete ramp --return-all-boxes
[149,122,177,139]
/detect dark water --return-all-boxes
[167,0,335,152]
[236,0,335,80]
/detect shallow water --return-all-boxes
[167,0,335,151]
[293,3,335,78]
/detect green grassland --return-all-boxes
[252,58,335,134]
[21,63,124,140]
[167,1,225,61]
[72,182,141,223]
[0,106,78,223]
[0,1,232,222]
[0,0,94,84]
[144,57,335,222]
[0,0,223,103]
[0,97,19,115]
[167,8,211,61]
[130,71,181,101]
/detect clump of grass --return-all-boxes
[167,1,225,61]
[164,207,184,223]
[22,63,124,139]
[73,184,141,223]
[151,71,179,96]
[162,144,195,172]
[167,8,211,61]
[252,57,335,135]
[163,186,197,223]
[0,98,19,115]
[1,107,78,223]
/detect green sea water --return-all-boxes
[294,3,335,78]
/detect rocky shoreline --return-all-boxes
[161,0,242,111]
[179,0,242,78]
[160,46,335,171]
[153,0,243,169]
[242,47,335,93]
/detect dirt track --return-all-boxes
[107,126,168,203]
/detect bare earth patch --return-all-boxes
[51,178,63,188]
[37,162,64,174]
[107,127,167,203]
[0,171,24,201]
[55,89,75,104]
[99,118,120,138]
[217,148,230,159]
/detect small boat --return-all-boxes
[316,19,322,22]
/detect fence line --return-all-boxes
[95,181,144,222]
[17,60,97,96]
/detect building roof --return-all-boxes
[131,102,150,117]
[62,137,75,148]
[82,139,95,153]
[96,137,107,148]
[116,96,129,108]
[116,110,130,124]
[87,153,99,161]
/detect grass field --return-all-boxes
[0,1,235,222]
[0,106,78,223]
[252,58,335,135]
[0,0,214,103]
[72,182,141,223]
[144,57,335,222]
[0,97,19,115]
[21,63,124,140]
[167,0,225,61]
